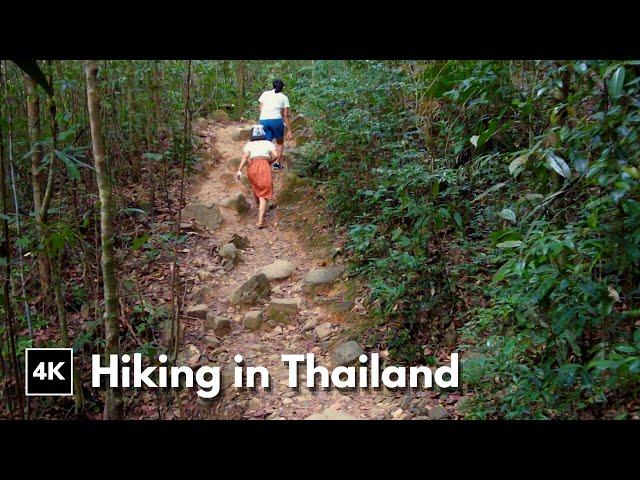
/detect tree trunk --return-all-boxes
[2,60,33,340]
[84,60,123,420]
[24,74,51,296]
[170,60,192,362]
[45,61,84,415]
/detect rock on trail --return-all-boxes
[230,273,271,306]
[182,200,224,230]
[258,260,296,281]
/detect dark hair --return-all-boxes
[273,79,284,93]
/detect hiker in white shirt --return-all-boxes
[258,79,293,169]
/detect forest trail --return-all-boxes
[175,118,456,420]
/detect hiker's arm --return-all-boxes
[236,152,250,179]
[283,107,293,140]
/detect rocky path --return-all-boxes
[174,118,456,420]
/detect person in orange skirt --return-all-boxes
[235,125,277,228]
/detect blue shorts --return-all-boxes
[260,118,285,141]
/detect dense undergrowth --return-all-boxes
[289,60,640,419]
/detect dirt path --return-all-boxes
[174,118,455,420]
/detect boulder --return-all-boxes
[197,269,213,282]
[229,233,250,250]
[315,322,334,340]
[428,405,450,420]
[205,313,232,337]
[332,341,364,366]
[258,260,296,281]
[244,310,263,331]
[303,265,346,286]
[232,127,252,141]
[230,273,271,306]
[302,317,318,332]
[219,243,238,261]
[221,364,235,391]
[247,397,262,411]
[331,300,354,313]
[303,265,346,293]
[185,304,208,320]
[222,193,250,215]
[266,298,300,324]
[218,243,240,272]
[182,201,223,230]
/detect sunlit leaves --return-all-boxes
[608,66,626,99]
[498,208,516,223]
[546,153,571,178]
[496,240,522,248]
[509,154,529,177]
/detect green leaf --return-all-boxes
[614,345,637,354]
[546,153,571,178]
[498,209,516,223]
[131,234,150,251]
[55,150,80,181]
[120,208,147,216]
[524,193,544,202]
[509,154,529,177]
[143,152,164,161]
[438,207,451,219]
[497,240,522,248]
[453,211,463,229]
[608,66,626,99]
[472,182,508,203]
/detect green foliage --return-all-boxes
[294,59,640,418]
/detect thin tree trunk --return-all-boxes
[0,69,25,419]
[171,60,191,363]
[45,61,84,415]
[84,60,123,420]
[24,74,51,296]
[44,61,70,348]
[2,60,33,339]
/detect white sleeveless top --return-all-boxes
[243,140,276,159]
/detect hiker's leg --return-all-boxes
[275,138,284,163]
[258,197,267,225]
